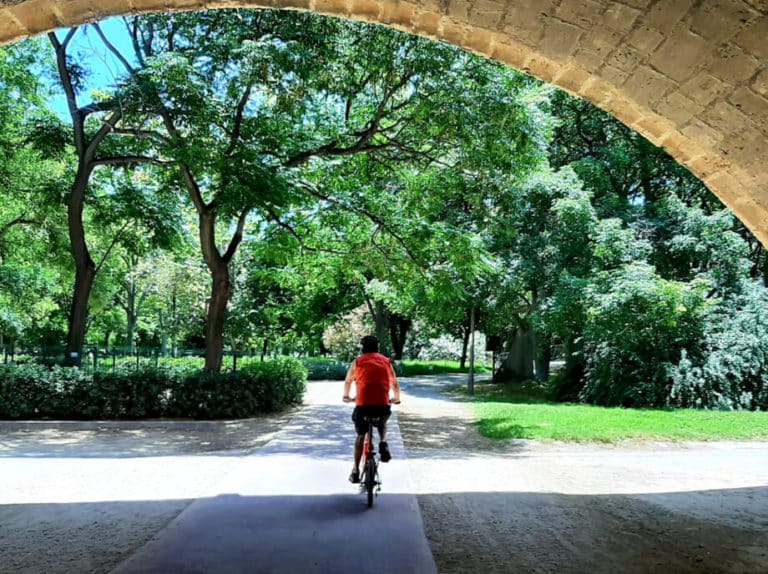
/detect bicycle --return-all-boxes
[344,398,400,508]
[359,414,383,508]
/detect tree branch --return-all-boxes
[222,208,251,263]
[48,30,84,155]
[0,216,39,238]
[91,155,169,168]
[94,220,133,276]
[93,22,135,75]
[225,86,252,157]
[264,207,346,255]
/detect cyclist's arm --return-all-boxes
[343,360,356,402]
[389,364,401,404]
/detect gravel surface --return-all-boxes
[1,376,767,574]
[398,375,768,574]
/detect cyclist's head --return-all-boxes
[361,335,379,354]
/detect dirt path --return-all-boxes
[398,375,768,574]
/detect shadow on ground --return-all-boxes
[1,487,766,574]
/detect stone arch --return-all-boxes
[1,0,767,245]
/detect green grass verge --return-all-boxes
[399,360,491,376]
[470,382,768,442]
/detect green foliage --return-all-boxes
[669,281,768,410]
[579,263,707,407]
[301,359,350,381]
[0,358,306,419]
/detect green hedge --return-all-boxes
[0,358,307,420]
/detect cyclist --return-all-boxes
[343,335,401,484]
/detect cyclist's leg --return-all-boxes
[376,408,392,462]
[350,407,366,482]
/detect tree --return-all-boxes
[47,26,171,364]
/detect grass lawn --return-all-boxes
[469,382,768,442]
[399,360,491,376]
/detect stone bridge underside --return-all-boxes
[1,0,767,245]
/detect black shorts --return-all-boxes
[352,405,391,436]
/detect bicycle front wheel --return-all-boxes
[364,458,376,508]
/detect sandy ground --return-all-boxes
[398,376,768,574]
[1,376,767,573]
[0,414,294,574]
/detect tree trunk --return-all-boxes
[372,300,391,355]
[498,324,535,381]
[261,338,269,362]
[556,334,586,401]
[389,314,411,360]
[65,166,96,366]
[459,312,471,369]
[204,265,231,372]
[534,330,552,382]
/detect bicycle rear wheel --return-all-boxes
[364,457,376,508]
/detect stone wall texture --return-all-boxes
[1,0,767,245]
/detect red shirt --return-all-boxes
[352,352,393,406]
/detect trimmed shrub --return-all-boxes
[0,358,307,420]
[302,359,349,380]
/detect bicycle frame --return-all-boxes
[360,417,381,508]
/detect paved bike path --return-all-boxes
[111,381,437,574]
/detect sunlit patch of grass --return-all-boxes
[469,382,768,442]
[399,360,491,376]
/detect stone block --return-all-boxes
[651,28,710,82]
[440,19,467,46]
[469,5,504,31]
[729,87,768,130]
[503,0,553,44]
[602,93,646,127]
[0,9,28,44]
[415,0,442,10]
[602,3,641,34]
[447,0,470,21]
[538,18,582,60]
[462,27,495,56]
[525,55,560,83]
[350,0,382,21]
[654,91,705,127]
[699,100,751,140]
[735,15,768,59]
[632,114,676,144]
[680,73,730,107]
[314,0,348,16]
[600,64,629,87]
[643,0,694,34]
[491,38,531,70]
[708,44,761,84]
[580,26,623,54]
[685,153,731,179]
[681,118,725,148]
[414,10,440,36]
[606,44,641,72]
[753,69,768,98]
[572,48,604,72]
[553,65,591,95]
[381,0,416,29]
[689,0,757,43]
[622,65,676,107]
[8,0,61,34]
[555,0,604,29]
[579,77,615,105]
[627,25,665,53]
[659,130,700,163]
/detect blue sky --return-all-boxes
[49,17,136,118]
